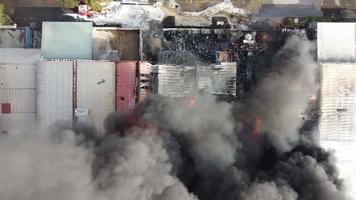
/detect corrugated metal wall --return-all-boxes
[157,65,197,97]
[116,61,137,112]
[41,22,93,59]
[77,61,115,132]
[320,63,356,140]
[198,63,237,96]
[317,23,356,62]
[0,63,36,132]
[139,61,156,102]
[37,60,73,128]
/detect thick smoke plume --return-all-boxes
[0,36,349,200]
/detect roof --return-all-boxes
[320,63,356,141]
[41,22,93,59]
[317,23,356,62]
[0,48,40,64]
[258,4,323,17]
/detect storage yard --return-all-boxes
[0,0,355,200]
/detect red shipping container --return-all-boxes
[116,61,137,112]
[1,103,11,114]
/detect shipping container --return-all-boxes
[116,61,137,112]
[139,61,157,102]
[157,65,197,97]
[319,63,356,141]
[317,23,356,62]
[77,61,115,133]
[198,63,237,97]
[36,60,73,128]
[41,22,93,59]
[0,65,35,133]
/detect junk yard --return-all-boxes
[0,0,355,200]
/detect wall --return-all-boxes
[0,49,39,132]
[77,61,115,133]
[0,29,41,48]
[93,28,141,61]
[116,61,137,112]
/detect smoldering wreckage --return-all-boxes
[0,2,350,200]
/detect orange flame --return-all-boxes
[251,117,262,139]
[187,98,197,107]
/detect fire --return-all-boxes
[251,117,262,139]
[187,98,197,107]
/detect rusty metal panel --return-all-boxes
[116,61,137,112]
[157,65,197,97]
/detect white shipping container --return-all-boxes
[317,23,356,62]
[37,61,73,128]
[319,63,356,140]
[77,61,115,133]
[0,62,36,132]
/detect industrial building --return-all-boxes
[0,19,244,133]
[318,22,356,196]
[0,22,142,133]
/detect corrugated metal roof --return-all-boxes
[41,22,93,59]
[0,48,40,64]
[198,63,236,96]
[320,63,356,141]
[317,23,356,62]
[157,65,197,97]
[37,60,74,127]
